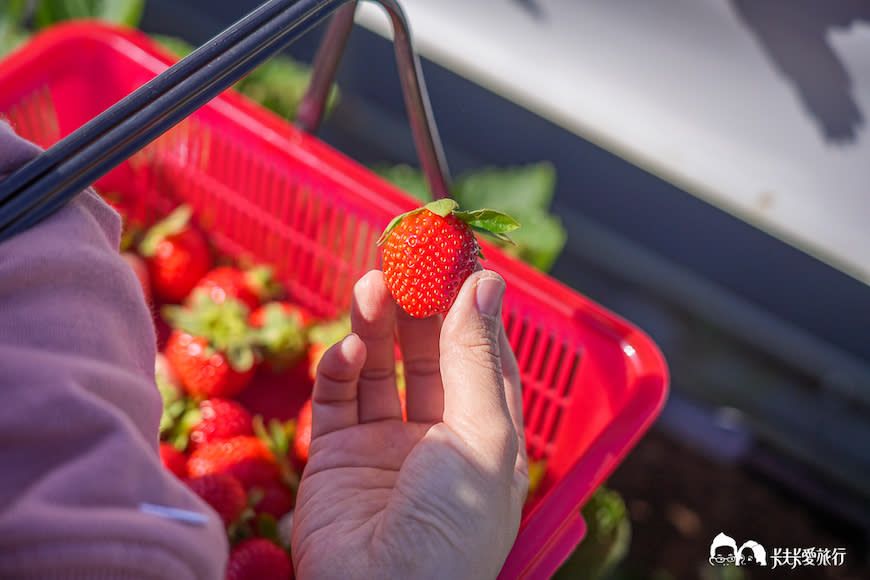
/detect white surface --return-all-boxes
[357,0,870,284]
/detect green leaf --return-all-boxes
[138,205,193,257]
[0,1,30,58]
[454,163,564,272]
[453,162,557,214]
[34,0,145,28]
[422,198,458,218]
[553,486,631,580]
[151,34,196,59]
[255,513,281,545]
[234,54,340,121]
[226,344,255,373]
[372,164,433,202]
[0,0,30,23]
[501,212,566,272]
[455,209,520,234]
[472,227,516,247]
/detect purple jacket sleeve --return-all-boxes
[0,121,228,579]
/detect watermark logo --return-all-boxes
[708,532,846,570]
[709,533,766,566]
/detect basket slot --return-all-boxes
[505,304,585,463]
[133,120,380,319]
[3,86,60,149]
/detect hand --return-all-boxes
[291,269,528,580]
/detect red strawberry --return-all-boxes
[187,435,280,489]
[159,442,188,479]
[188,398,255,451]
[163,292,260,399]
[121,251,151,305]
[226,538,293,580]
[378,199,518,318]
[250,479,295,519]
[191,266,277,312]
[165,331,257,399]
[292,398,312,466]
[139,205,211,303]
[185,473,248,527]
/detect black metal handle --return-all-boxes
[0,0,449,242]
[296,0,451,200]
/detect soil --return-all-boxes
[598,427,870,580]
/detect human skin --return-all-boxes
[292,269,528,580]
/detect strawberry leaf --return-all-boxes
[255,514,281,545]
[471,226,517,246]
[139,204,193,257]
[372,164,433,202]
[422,198,459,218]
[456,209,520,234]
[226,344,255,373]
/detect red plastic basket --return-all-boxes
[0,22,668,579]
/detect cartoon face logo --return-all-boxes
[738,540,767,566]
[709,533,767,566]
[709,533,737,566]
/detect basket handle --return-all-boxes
[295,0,452,200]
[0,0,447,241]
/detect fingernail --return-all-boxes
[475,276,505,317]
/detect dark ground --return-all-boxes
[594,427,869,580]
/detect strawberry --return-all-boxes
[188,398,255,451]
[226,538,293,580]
[139,205,212,303]
[159,441,188,479]
[250,479,295,519]
[249,302,316,330]
[163,292,259,400]
[185,473,248,527]
[165,331,257,400]
[192,266,278,312]
[378,199,518,318]
[292,398,312,466]
[249,302,310,371]
[121,251,151,305]
[187,435,280,490]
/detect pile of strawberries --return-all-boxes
[116,203,349,580]
[111,194,541,579]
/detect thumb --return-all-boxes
[440,270,517,471]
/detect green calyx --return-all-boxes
[307,315,351,347]
[245,265,283,302]
[162,290,258,372]
[377,199,520,246]
[139,204,193,257]
[253,415,299,492]
[253,303,307,368]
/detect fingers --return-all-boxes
[396,309,443,423]
[351,270,403,423]
[439,271,518,472]
[311,333,366,438]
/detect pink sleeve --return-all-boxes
[0,121,228,579]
